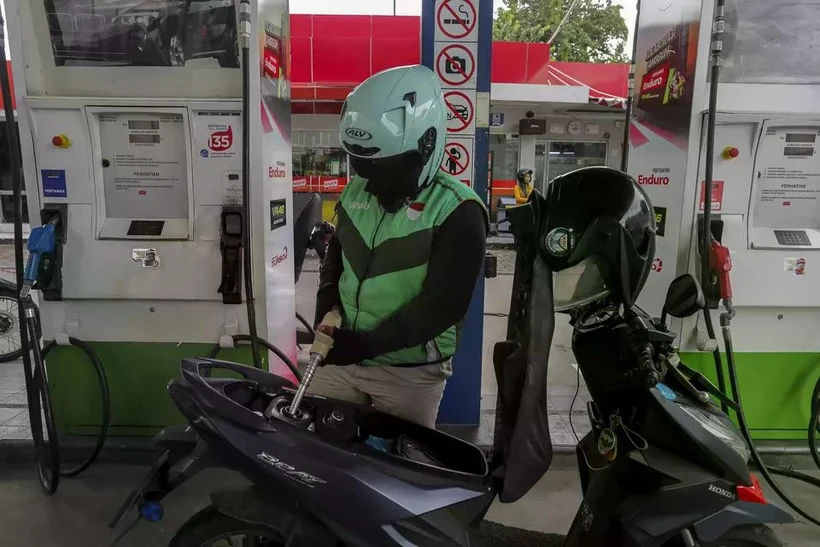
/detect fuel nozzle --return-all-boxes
[708,239,736,327]
[21,215,61,299]
[288,307,343,417]
[708,239,732,300]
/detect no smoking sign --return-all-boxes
[444,90,475,133]
[441,137,474,187]
[435,42,477,88]
[435,0,479,42]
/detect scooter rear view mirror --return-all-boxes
[663,274,706,320]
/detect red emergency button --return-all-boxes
[51,134,71,149]
[722,146,740,160]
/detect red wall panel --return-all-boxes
[312,15,371,38]
[491,42,528,83]
[525,43,551,84]
[311,37,371,84]
[287,15,626,100]
[290,36,312,83]
[290,14,312,37]
[549,61,629,97]
[371,15,419,38]
[372,37,420,74]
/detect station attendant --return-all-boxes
[514,168,534,205]
[309,65,488,428]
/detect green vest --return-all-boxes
[336,172,486,366]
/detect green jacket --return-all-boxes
[336,171,486,366]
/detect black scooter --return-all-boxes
[110,201,794,547]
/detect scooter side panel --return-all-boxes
[211,416,492,547]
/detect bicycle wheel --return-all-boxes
[25,317,60,494]
[0,289,23,363]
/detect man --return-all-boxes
[514,168,534,205]
[309,65,488,429]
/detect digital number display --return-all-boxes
[785,133,816,143]
[783,146,814,156]
[129,134,161,144]
[128,120,160,130]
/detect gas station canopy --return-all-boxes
[288,14,628,113]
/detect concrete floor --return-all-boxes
[0,455,816,546]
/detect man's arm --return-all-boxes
[314,232,343,326]
[365,200,488,356]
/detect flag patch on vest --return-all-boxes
[407,201,425,221]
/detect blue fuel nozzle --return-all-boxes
[22,216,60,298]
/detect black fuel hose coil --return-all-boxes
[209,334,302,382]
[41,338,111,477]
[810,377,820,472]
[23,301,61,494]
[30,303,112,478]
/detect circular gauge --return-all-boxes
[567,120,583,136]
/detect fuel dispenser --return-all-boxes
[4,0,295,438]
[629,0,820,443]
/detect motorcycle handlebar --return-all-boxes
[636,343,661,386]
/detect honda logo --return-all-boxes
[345,128,372,141]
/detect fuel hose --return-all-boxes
[238,0,262,370]
[209,334,302,383]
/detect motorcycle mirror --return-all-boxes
[663,274,706,320]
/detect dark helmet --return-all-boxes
[539,167,655,311]
[516,168,533,184]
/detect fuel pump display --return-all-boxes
[94,110,191,239]
[751,125,820,249]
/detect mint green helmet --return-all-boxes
[339,65,446,189]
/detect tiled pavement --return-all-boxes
[0,362,32,440]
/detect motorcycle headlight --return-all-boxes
[678,404,751,463]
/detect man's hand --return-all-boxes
[324,328,372,366]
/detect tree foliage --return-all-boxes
[493,0,629,63]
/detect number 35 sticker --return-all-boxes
[208,126,233,152]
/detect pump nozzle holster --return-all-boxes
[218,207,244,304]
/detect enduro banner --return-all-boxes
[627,0,705,311]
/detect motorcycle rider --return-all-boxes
[309,65,489,428]
[513,167,534,205]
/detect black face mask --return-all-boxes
[351,153,425,213]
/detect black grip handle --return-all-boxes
[636,344,660,387]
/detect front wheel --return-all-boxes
[0,288,23,363]
[703,524,785,547]
[169,506,284,547]
[665,525,785,547]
